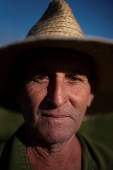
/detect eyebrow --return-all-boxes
[31,68,88,77]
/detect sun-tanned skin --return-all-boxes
[19,50,94,170]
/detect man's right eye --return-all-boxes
[34,76,49,84]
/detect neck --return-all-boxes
[26,132,82,170]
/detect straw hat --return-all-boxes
[0,0,113,115]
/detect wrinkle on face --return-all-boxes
[20,49,94,145]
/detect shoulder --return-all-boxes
[0,124,27,155]
[0,125,27,164]
[77,132,113,170]
[0,125,33,170]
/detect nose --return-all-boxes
[47,75,68,108]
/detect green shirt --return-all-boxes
[0,125,113,170]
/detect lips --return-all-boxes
[41,112,70,119]
[37,108,76,120]
[40,114,70,125]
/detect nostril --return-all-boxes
[46,90,68,109]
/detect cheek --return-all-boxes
[67,84,91,111]
[21,83,47,113]
[66,85,91,131]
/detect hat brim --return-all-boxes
[0,36,113,114]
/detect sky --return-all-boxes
[0,0,113,46]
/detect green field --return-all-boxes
[79,113,113,150]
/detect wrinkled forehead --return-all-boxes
[26,48,92,75]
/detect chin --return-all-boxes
[32,122,77,145]
[25,115,82,145]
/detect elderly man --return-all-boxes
[0,0,113,169]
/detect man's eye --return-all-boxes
[34,76,49,83]
[66,76,83,83]
[37,76,47,80]
[69,76,79,82]
[70,76,78,82]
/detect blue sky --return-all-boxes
[0,0,113,46]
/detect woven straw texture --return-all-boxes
[27,0,84,37]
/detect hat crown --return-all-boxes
[27,0,84,37]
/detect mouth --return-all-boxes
[40,114,70,124]
[41,113,70,119]
[36,109,76,121]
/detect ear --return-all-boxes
[87,93,94,107]
[87,79,99,107]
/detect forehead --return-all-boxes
[27,49,91,75]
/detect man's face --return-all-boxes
[19,50,94,144]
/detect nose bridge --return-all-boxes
[48,73,68,108]
[55,77,64,102]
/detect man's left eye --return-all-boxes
[66,75,83,83]
[70,76,78,82]
[69,76,79,83]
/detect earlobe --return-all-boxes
[87,93,94,107]
[87,79,98,107]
